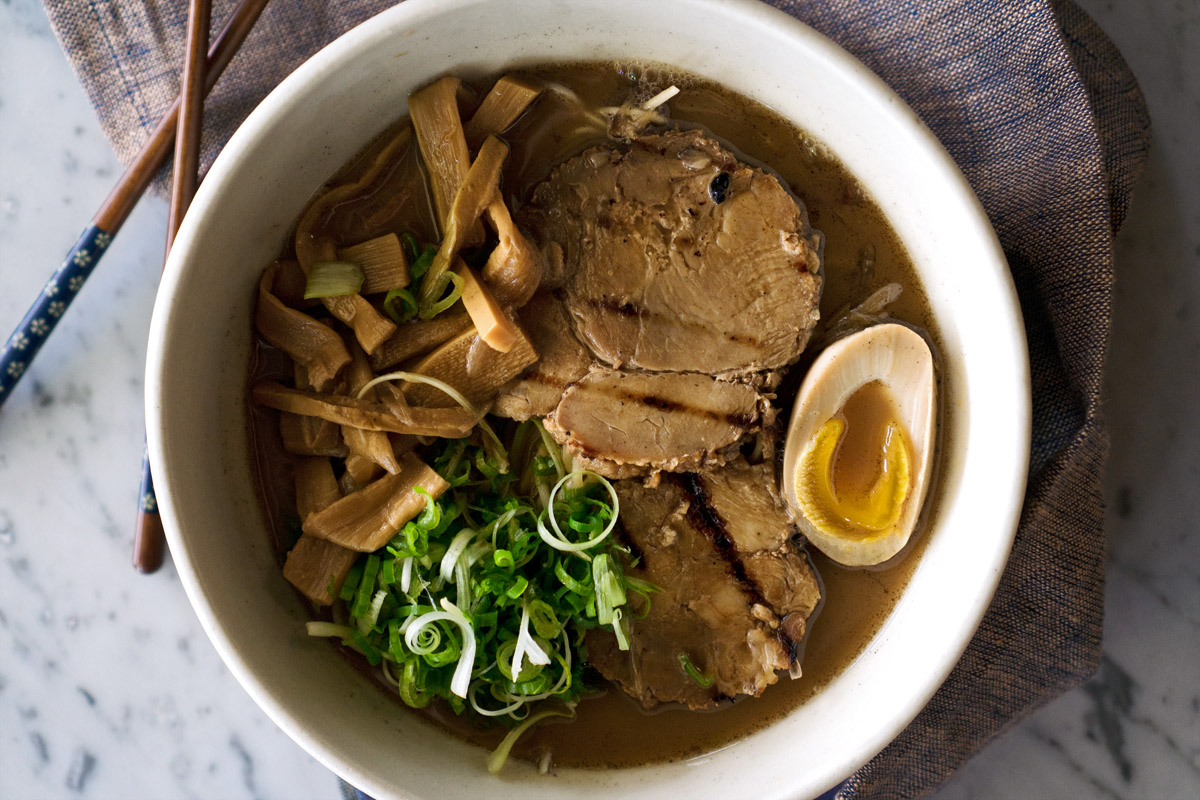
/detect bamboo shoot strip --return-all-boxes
[463,75,544,152]
[336,293,397,355]
[368,312,474,372]
[404,323,538,409]
[253,380,480,438]
[482,197,545,308]
[280,412,348,457]
[460,76,546,309]
[255,263,351,391]
[270,260,317,309]
[294,133,415,354]
[341,341,402,475]
[456,261,519,353]
[303,237,397,355]
[294,128,414,272]
[279,362,347,457]
[284,535,359,605]
[409,77,485,246]
[340,455,384,495]
[339,234,411,294]
[418,135,510,307]
[295,457,342,519]
[304,453,450,552]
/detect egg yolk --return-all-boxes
[795,380,911,538]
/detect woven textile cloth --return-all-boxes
[42,0,1150,797]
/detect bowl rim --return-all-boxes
[147,0,1031,796]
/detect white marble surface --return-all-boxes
[1,0,1196,797]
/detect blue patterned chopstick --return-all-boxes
[0,224,113,406]
[0,0,269,414]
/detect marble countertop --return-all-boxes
[2,0,1197,797]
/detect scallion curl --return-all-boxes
[417,270,464,320]
[383,286,418,323]
[357,370,508,474]
[404,599,476,698]
[536,470,619,555]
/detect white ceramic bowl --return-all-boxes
[147,1,1030,797]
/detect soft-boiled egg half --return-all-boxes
[782,323,936,567]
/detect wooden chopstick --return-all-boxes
[0,0,270,408]
[133,0,214,575]
[166,0,213,252]
[98,0,269,235]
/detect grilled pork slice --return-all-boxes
[691,459,821,648]
[544,369,760,479]
[520,128,822,377]
[496,128,822,478]
[492,292,592,420]
[586,458,821,709]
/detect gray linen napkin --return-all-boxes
[41,0,1151,797]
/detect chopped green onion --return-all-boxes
[417,270,464,320]
[486,705,575,774]
[440,527,478,583]
[305,621,355,640]
[612,608,631,651]
[678,652,714,687]
[397,659,431,708]
[409,243,437,280]
[360,589,387,632]
[624,575,660,619]
[475,449,501,478]
[351,630,383,666]
[407,620,443,656]
[303,261,364,299]
[495,637,520,681]
[413,487,440,530]
[468,682,527,718]
[533,419,566,482]
[554,558,591,596]
[405,598,476,698]
[339,561,364,601]
[400,232,421,264]
[511,602,552,683]
[383,287,418,323]
[351,555,381,619]
[400,556,414,594]
[506,575,529,599]
[537,470,619,555]
[592,554,626,627]
[388,619,404,662]
[306,420,656,772]
[528,600,561,639]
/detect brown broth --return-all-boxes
[247,62,948,770]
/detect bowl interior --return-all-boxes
[147,1,1029,798]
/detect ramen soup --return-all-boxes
[246,63,945,772]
